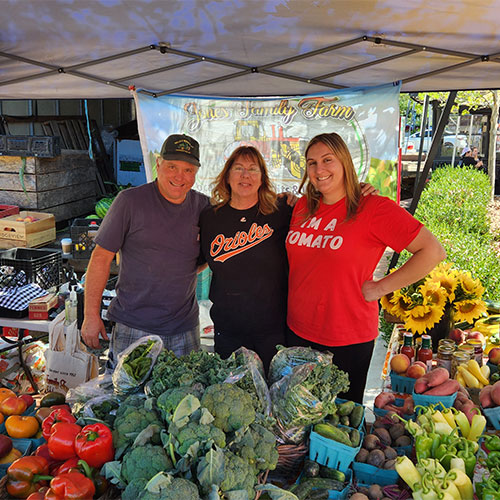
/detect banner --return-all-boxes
[133,82,400,199]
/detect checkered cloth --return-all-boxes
[0,284,48,311]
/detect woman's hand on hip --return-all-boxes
[361,279,383,302]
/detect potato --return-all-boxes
[363,434,381,451]
[384,446,398,460]
[491,381,500,406]
[373,427,391,446]
[373,417,389,429]
[394,435,411,447]
[355,448,370,463]
[368,484,384,500]
[367,449,385,468]
[480,385,494,408]
[384,459,397,470]
[351,494,370,500]
[388,423,405,441]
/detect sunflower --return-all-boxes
[419,281,447,309]
[404,304,445,334]
[427,271,458,302]
[433,262,454,274]
[390,290,413,318]
[458,272,485,298]
[380,292,397,315]
[454,299,487,323]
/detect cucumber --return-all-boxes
[327,414,340,426]
[340,415,350,426]
[337,400,355,416]
[306,489,330,500]
[313,423,352,447]
[40,392,66,407]
[292,482,314,500]
[302,478,345,492]
[303,459,320,478]
[350,405,364,428]
[349,428,361,447]
[319,466,346,482]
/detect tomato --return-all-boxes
[0,412,4,425]
[0,434,12,459]
[5,415,39,438]
[19,394,35,408]
[0,396,27,416]
[0,388,16,404]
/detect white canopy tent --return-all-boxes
[1,0,500,99]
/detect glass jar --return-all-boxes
[466,339,483,366]
[457,344,475,360]
[451,350,471,379]
[439,339,457,349]
[437,345,455,374]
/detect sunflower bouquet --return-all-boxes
[381,262,487,334]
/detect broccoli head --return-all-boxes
[121,444,173,484]
[122,478,148,500]
[220,450,257,499]
[138,477,200,500]
[201,383,255,433]
[175,421,226,456]
[113,406,162,452]
[230,423,279,471]
[156,385,203,423]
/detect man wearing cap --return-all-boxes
[81,134,209,365]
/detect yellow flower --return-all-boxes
[419,281,447,309]
[404,304,445,334]
[427,271,458,302]
[380,292,397,315]
[458,272,484,298]
[390,290,413,319]
[454,299,487,323]
[433,262,454,274]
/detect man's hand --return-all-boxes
[81,315,109,349]
[360,182,379,196]
[361,279,383,302]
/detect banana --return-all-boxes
[467,359,490,385]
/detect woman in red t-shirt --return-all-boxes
[286,132,446,402]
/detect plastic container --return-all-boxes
[0,439,32,477]
[389,371,416,394]
[196,267,212,301]
[0,248,62,289]
[352,462,399,486]
[70,218,102,259]
[481,405,500,430]
[309,427,363,473]
[412,390,457,409]
[336,398,365,430]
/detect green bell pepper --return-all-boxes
[416,434,434,461]
[456,440,476,479]
[487,451,500,470]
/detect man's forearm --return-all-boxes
[84,247,114,319]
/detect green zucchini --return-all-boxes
[319,466,346,482]
[350,405,364,428]
[313,423,352,446]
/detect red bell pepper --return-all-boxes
[54,458,109,497]
[52,457,80,476]
[44,471,95,500]
[6,456,53,498]
[74,423,114,468]
[42,408,76,440]
[34,444,63,469]
[47,422,81,461]
[26,487,49,500]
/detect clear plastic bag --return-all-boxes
[268,345,333,386]
[66,373,114,410]
[112,335,163,396]
[224,347,271,416]
[75,394,121,427]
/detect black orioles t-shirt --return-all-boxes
[199,197,292,334]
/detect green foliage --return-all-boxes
[365,158,398,199]
[121,444,173,484]
[156,386,203,424]
[201,383,256,433]
[378,310,395,348]
[397,165,500,300]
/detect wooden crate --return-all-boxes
[0,211,55,249]
[0,151,96,221]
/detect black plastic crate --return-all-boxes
[0,248,62,290]
[70,218,102,259]
[0,135,61,158]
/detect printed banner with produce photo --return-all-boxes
[133,82,400,200]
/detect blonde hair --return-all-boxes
[298,132,361,221]
[211,146,278,215]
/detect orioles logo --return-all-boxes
[210,223,273,262]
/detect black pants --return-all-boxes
[286,328,375,404]
[215,325,286,376]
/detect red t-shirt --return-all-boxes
[286,195,423,346]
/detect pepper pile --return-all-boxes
[476,435,500,500]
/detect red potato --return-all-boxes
[480,385,494,409]
[491,381,500,406]
[402,396,415,415]
[454,398,464,411]
[414,378,429,394]
[422,367,450,388]
[422,379,460,396]
[374,392,396,409]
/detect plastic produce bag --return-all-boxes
[112,335,163,396]
[224,347,271,415]
[73,394,121,427]
[66,373,114,410]
[268,345,333,386]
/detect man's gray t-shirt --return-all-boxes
[95,182,210,335]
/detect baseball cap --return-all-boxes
[160,134,200,167]
[461,146,471,156]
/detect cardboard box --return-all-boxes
[29,293,58,320]
[0,211,56,249]
[2,327,29,337]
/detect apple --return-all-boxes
[0,396,27,416]
[407,362,427,379]
[15,217,24,222]
[489,347,500,365]
[390,353,411,375]
[413,361,427,369]
[23,216,34,223]
[449,328,466,345]
[19,394,34,408]
[466,331,485,344]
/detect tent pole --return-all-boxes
[387,90,457,272]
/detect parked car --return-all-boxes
[405,129,468,153]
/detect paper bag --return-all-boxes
[45,311,98,394]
